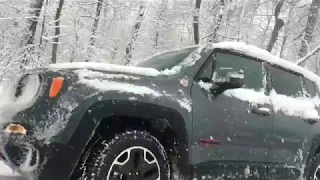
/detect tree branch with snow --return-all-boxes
[296,45,320,66]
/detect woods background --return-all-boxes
[0,0,319,80]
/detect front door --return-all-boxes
[191,50,273,179]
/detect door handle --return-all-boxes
[250,106,271,116]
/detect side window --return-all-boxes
[269,66,303,97]
[215,52,264,91]
[304,78,316,97]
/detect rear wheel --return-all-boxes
[81,130,169,180]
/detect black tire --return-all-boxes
[82,130,169,180]
[307,154,320,180]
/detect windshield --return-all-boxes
[137,47,199,70]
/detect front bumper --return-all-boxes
[0,129,84,180]
[0,131,44,177]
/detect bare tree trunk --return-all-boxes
[23,0,44,46]
[39,0,48,47]
[298,0,320,66]
[266,0,285,52]
[124,4,146,65]
[210,0,225,42]
[20,0,44,67]
[90,0,104,46]
[154,0,167,48]
[51,0,65,64]
[193,0,202,44]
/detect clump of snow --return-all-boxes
[0,74,41,122]
[77,70,162,97]
[198,81,213,91]
[270,90,319,119]
[224,88,270,105]
[0,161,18,176]
[223,88,320,119]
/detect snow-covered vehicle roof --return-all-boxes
[49,41,320,87]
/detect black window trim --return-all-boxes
[302,77,318,98]
[267,63,306,97]
[194,48,268,94]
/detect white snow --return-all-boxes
[0,161,18,176]
[50,62,161,77]
[198,81,213,91]
[270,90,320,119]
[176,97,192,112]
[0,74,41,122]
[77,70,162,97]
[223,88,320,119]
[224,88,270,105]
[75,70,140,80]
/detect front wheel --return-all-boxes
[307,154,320,180]
[82,130,169,180]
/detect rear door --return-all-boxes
[268,65,319,178]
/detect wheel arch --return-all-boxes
[67,99,191,179]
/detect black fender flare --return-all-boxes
[63,99,191,178]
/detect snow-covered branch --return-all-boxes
[296,45,320,65]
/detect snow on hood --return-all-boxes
[49,46,204,77]
[76,69,192,111]
[50,62,161,77]
[77,69,162,97]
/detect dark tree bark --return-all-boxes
[24,0,44,46]
[90,0,104,46]
[20,0,44,67]
[266,0,285,52]
[124,4,146,65]
[210,0,225,42]
[298,0,320,66]
[39,0,49,47]
[193,0,202,44]
[51,0,65,64]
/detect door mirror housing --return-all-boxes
[210,68,244,94]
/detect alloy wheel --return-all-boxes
[314,165,320,180]
[106,146,160,180]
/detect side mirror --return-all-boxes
[211,68,244,94]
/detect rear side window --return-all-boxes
[269,66,303,97]
[304,78,317,97]
[215,52,263,91]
